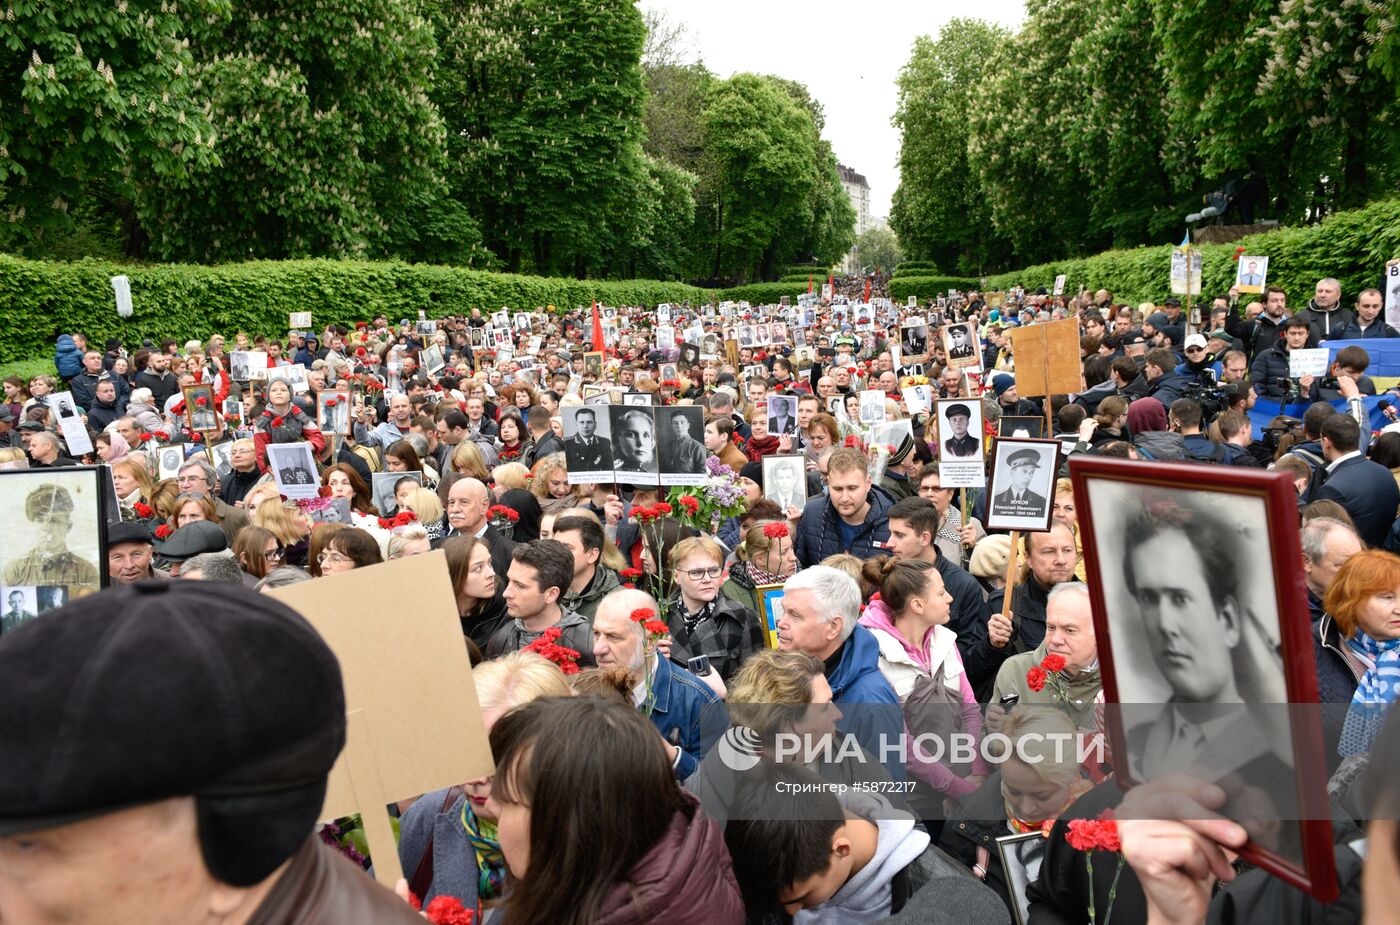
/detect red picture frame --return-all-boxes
[1068,455,1337,902]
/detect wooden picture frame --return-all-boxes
[1068,455,1337,901]
[182,384,219,435]
[0,466,110,627]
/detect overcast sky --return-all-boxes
[643,0,1026,220]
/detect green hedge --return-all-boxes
[892,261,940,275]
[0,256,713,363]
[785,264,831,276]
[778,274,818,283]
[888,276,981,300]
[983,198,1400,304]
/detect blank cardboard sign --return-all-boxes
[1008,318,1081,398]
[270,551,491,886]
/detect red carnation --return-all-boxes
[677,495,700,516]
[195,396,208,406]
[1026,666,1047,692]
[263,409,274,417]
[190,433,203,443]
[630,607,656,624]
[644,619,669,637]
[325,398,337,407]
[488,505,520,523]
[133,502,153,518]
[1041,653,1066,673]
[271,416,285,427]
[653,501,672,515]
[1065,811,1121,853]
[138,432,153,443]
[620,567,643,580]
[424,895,476,925]
[763,522,790,540]
[155,524,173,539]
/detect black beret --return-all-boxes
[154,520,228,562]
[0,581,345,837]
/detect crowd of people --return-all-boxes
[4,274,1400,924]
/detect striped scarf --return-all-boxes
[1338,631,1400,756]
[461,801,505,901]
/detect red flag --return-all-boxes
[863,278,871,302]
[808,274,813,294]
[591,300,605,353]
[827,272,834,298]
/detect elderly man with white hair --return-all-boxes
[777,566,903,780]
[592,587,722,779]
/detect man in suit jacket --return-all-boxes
[991,448,1047,515]
[767,398,795,436]
[1317,413,1400,548]
[433,477,518,578]
[564,407,612,471]
[278,464,312,486]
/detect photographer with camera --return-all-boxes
[1306,345,1377,403]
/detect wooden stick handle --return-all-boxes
[1001,530,1021,619]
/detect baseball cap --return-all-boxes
[1184,333,1208,350]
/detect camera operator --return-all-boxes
[1250,315,1313,399]
[1306,344,1377,403]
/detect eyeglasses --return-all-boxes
[682,566,724,581]
[264,547,286,561]
[318,551,352,566]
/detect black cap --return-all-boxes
[1008,449,1043,469]
[108,521,154,547]
[0,581,345,883]
[154,521,228,562]
[1163,297,1182,308]
[946,403,972,419]
[17,420,43,432]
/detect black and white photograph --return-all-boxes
[266,442,321,500]
[157,445,186,482]
[417,319,438,336]
[656,406,708,486]
[0,467,107,601]
[318,389,352,436]
[621,391,653,407]
[230,352,252,381]
[207,442,234,484]
[491,328,511,349]
[900,384,933,415]
[0,585,39,635]
[766,395,798,436]
[772,322,789,343]
[420,344,445,375]
[513,312,533,332]
[492,310,510,327]
[900,323,928,356]
[985,438,1059,532]
[372,471,423,518]
[222,398,243,424]
[657,303,672,323]
[183,384,219,433]
[754,323,771,346]
[608,405,659,485]
[701,333,721,359]
[854,304,873,327]
[998,416,1046,439]
[283,363,310,394]
[939,401,982,459]
[562,405,614,483]
[942,323,980,369]
[858,389,886,426]
[826,395,844,418]
[1070,457,1330,892]
[678,343,700,368]
[936,398,985,489]
[656,325,675,350]
[470,327,486,349]
[658,363,679,384]
[49,391,93,456]
[761,455,807,512]
[869,419,914,455]
[737,325,755,347]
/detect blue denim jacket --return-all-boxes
[648,655,723,779]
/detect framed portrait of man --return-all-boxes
[0,467,108,608]
[658,363,679,384]
[656,406,707,486]
[701,333,721,360]
[985,438,1060,532]
[420,344,445,375]
[762,454,807,513]
[678,343,700,369]
[608,406,659,485]
[766,395,798,436]
[207,441,235,484]
[900,323,928,357]
[936,398,985,489]
[583,352,605,380]
[562,405,614,484]
[1069,456,1337,901]
[230,351,253,381]
[183,384,219,434]
[318,389,352,436]
[1235,255,1269,294]
[858,389,886,426]
[941,323,981,371]
[267,442,321,500]
[621,392,654,407]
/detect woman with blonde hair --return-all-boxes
[401,485,446,540]
[149,480,182,521]
[530,452,580,515]
[1052,477,1086,580]
[397,650,573,906]
[111,458,156,514]
[387,523,433,560]
[450,439,492,482]
[252,497,312,567]
[720,520,797,615]
[492,461,531,492]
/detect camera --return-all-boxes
[1179,379,1229,423]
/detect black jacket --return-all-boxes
[1249,339,1301,399]
[135,368,180,408]
[1026,781,1147,925]
[1226,306,1288,360]
[1293,299,1355,343]
[1317,454,1400,548]
[1313,613,1363,768]
[462,590,510,652]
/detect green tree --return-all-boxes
[890,21,1011,275]
[0,1,222,251]
[853,226,903,274]
[135,0,450,262]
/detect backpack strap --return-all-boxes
[407,785,465,903]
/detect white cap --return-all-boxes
[1184,333,1208,350]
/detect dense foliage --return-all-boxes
[893,2,1400,274]
[0,1,854,282]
